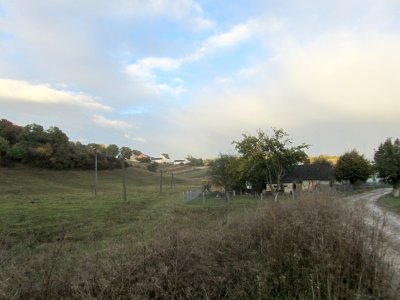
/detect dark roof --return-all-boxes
[283,163,333,182]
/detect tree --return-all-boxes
[234,128,308,201]
[18,123,48,145]
[334,150,372,187]
[88,143,106,154]
[161,153,170,159]
[132,149,142,156]
[120,146,132,160]
[46,126,70,169]
[186,155,204,166]
[0,136,9,164]
[374,138,400,197]
[0,119,23,145]
[211,154,242,200]
[106,144,119,158]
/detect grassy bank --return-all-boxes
[0,166,397,299]
[378,193,400,214]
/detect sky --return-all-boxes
[0,0,400,160]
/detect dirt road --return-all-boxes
[346,188,400,289]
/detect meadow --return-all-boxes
[0,164,397,299]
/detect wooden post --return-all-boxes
[159,170,163,193]
[171,172,175,189]
[122,156,127,201]
[94,148,98,196]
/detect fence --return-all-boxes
[183,188,203,203]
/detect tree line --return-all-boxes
[0,119,138,170]
[210,128,400,199]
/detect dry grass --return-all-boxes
[1,192,397,299]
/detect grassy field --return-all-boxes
[0,164,261,265]
[0,164,211,246]
[0,165,397,299]
[378,193,400,214]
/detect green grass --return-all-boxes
[377,193,400,214]
[1,166,396,299]
[0,165,260,260]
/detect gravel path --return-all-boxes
[345,188,400,289]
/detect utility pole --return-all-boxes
[94,148,98,196]
[122,156,127,201]
[159,169,163,193]
[171,172,175,189]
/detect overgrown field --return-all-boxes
[0,166,397,299]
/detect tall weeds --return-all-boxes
[0,194,396,299]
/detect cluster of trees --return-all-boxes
[334,139,400,197]
[211,128,400,199]
[211,128,309,201]
[0,119,136,170]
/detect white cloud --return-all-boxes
[0,78,111,111]
[185,20,259,62]
[164,28,400,157]
[205,21,256,48]
[125,19,259,94]
[277,30,400,120]
[92,115,134,131]
[110,0,214,30]
[124,58,184,95]
[123,133,146,143]
[125,57,181,81]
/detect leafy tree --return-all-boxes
[211,154,243,199]
[6,143,27,162]
[46,126,70,169]
[161,153,170,159]
[234,128,308,201]
[88,143,106,154]
[120,146,132,160]
[1,119,124,170]
[0,119,23,145]
[106,144,119,158]
[0,136,9,164]
[18,123,48,145]
[334,150,372,187]
[186,155,204,166]
[132,149,142,156]
[374,138,400,197]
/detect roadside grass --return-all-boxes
[0,166,397,299]
[377,193,400,214]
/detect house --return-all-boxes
[173,159,190,165]
[129,154,138,161]
[152,154,171,164]
[134,153,150,162]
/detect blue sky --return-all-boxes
[1,0,400,159]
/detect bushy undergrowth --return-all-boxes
[0,195,396,299]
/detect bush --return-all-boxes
[146,163,158,172]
